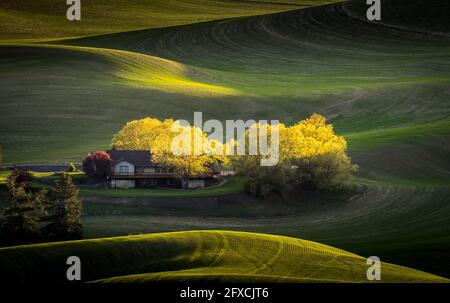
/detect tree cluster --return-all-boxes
[0,169,83,247]
[110,114,358,194]
[234,114,358,197]
[111,118,227,188]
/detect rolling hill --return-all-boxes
[0,0,340,40]
[0,0,449,169]
[80,183,450,277]
[0,230,447,283]
[0,0,449,280]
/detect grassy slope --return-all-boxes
[65,2,450,97]
[0,0,450,278]
[0,230,447,283]
[79,185,450,277]
[0,0,338,40]
[1,1,449,166]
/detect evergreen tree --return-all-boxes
[44,174,83,241]
[0,171,47,246]
[7,168,34,191]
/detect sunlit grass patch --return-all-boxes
[105,50,240,97]
[0,230,447,283]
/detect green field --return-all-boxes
[1,0,338,40]
[0,230,447,283]
[0,0,449,281]
[1,1,449,165]
[77,183,450,278]
[31,173,245,198]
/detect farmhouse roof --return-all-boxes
[107,150,152,166]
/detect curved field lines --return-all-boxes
[1,43,239,97]
[0,231,447,283]
[1,1,449,161]
[82,185,450,277]
[65,1,450,96]
[0,0,322,40]
[0,0,449,281]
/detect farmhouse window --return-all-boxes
[119,165,129,174]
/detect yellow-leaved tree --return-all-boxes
[160,122,213,188]
[279,114,347,160]
[112,114,356,193]
[111,118,174,154]
[111,118,228,188]
[235,114,358,197]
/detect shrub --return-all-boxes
[292,151,358,191]
[240,159,297,198]
[82,151,112,178]
[67,163,77,172]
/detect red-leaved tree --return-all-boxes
[82,151,112,178]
